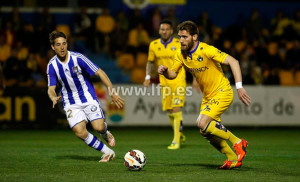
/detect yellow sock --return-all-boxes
[168,113,174,128]
[172,112,182,144]
[201,132,237,161]
[204,121,240,144]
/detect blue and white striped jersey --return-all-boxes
[47,51,100,106]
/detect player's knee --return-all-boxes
[167,109,173,114]
[75,130,88,140]
[173,107,181,113]
[196,119,208,130]
[200,129,212,139]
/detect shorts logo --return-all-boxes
[208,98,219,105]
[91,105,97,112]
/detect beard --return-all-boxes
[181,40,194,59]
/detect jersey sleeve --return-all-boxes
[205,45,228,63]
[77,54,100,76]
[147,42,155,62]
[47,63,57,86]
[170,51,183,73]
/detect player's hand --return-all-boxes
[143,79,150,87]
[111,94,125,109]
[51,96,61,108]
[237,88,251,106]
[158,65,168,75]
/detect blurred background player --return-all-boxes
[143,20,186,150]
[158,21,251,169]
[47,31,124,162]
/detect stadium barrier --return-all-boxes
[0,85,299,128]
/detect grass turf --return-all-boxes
[0,127,299,182]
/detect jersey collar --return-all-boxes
[187,41,199,59]
[160,37,173,48]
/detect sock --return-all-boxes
[172,112,182,144]
[84,132,110,153]
[168,113,174,128]
[202,133,237,161]
[204,120,240,145]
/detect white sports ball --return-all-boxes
[124,149,146,171]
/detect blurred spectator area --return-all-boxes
[0,0,300,86]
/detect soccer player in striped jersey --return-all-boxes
[159,21,251,169]
[144,20,186,150]
[47,31,124,162]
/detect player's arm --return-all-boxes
[143,61,154,87]
[158,51,182,80]
[223,55,251,106]
[95,69,124,108]
[48,85,61,108]
[158,65,178,79]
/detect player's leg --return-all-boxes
[168,84,186,149]
[161,86,176,149]
[200,129,242,169]
[91,118,115,147]
[72,120,115,162]
[200,130,237,161]
[84,100,115,147]
[197,90,248,165]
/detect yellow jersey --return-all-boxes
[148,37,185,86]
[172,41,231,100]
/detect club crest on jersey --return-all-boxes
[72,66,79,74]
[171,46,176,51]
[91,105,97,112]
[197,56,203,62]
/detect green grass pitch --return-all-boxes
[0,127,299,182]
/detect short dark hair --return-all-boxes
[160,19,172,27]
[49,31,67,45]
[177,20,199,36]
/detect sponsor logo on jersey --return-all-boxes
[188,66,209,73]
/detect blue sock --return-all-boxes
[84,132,104,151]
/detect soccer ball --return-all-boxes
[124,149,146,171]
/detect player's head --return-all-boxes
[177,21,199,51]
[49,31,68,59]
[159,20,173,42]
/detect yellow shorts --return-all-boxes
[200,88,233,122]
[161,82,186,111]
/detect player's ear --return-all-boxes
[192,34,198,41]
[51,44,55,51]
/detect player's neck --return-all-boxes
[57,51,68,63]
[188,40,199,53]
[161,37,172,43]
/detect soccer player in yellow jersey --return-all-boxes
[158,21,251,169]
[144,20,186,150]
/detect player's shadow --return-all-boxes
[171,163,255,171]
[56,155,100,161]
[172,163,219,169]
